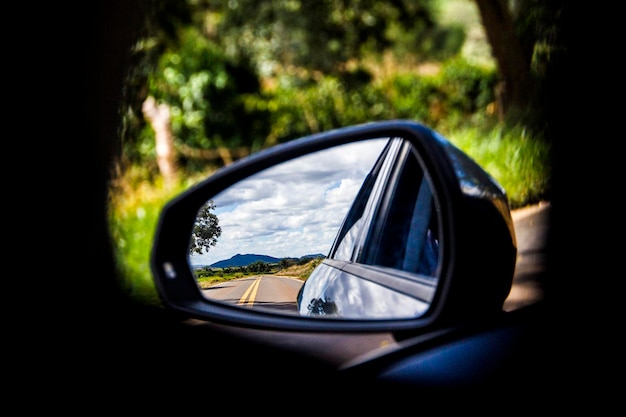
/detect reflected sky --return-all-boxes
[189,139,388,266]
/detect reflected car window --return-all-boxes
[331,139,440,278]
[331,138,403,262]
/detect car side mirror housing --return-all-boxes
[151,120,517,333]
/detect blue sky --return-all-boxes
[189,138,388,266]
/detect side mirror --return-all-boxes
[151,120,517,333]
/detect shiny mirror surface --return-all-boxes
[187,137,441,319]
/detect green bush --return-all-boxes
[260,57,498,145]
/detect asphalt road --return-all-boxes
[203,274,302,314]
[505,201,550,311]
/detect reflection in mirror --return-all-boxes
[187,137,441,320]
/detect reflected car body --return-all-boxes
[297,137,440,318]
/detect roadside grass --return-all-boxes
[109,125,551,306]
[108,167,198,306]
[196,271,255,288]
[446,124,551,209]
[195,268,280,289]
[277,257,323,279]
[194,258,319,289]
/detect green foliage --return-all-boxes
[212,0,444,76]
[122,0,470,175]
[194,265,215,278]
[147,27,270,171]
[438,58,497,115]
[247,260,272,273]
[189,200,221,255]
[261,58,497,144]
[108,172,197,305]
[131,54,498,171]
[194,263,282,288]
[263,74,393,143]
[383,58,497,129]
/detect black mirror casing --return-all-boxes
[150,120,516,333]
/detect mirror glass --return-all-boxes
[187,137,441,319]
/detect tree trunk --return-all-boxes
[474,0,534,117]
[142,96,178,187]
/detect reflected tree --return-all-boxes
[189,200,221,254]
[307,297,338,316]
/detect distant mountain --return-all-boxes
[300,253,326,259]
[209,253,326,268]
[210,253,280,268]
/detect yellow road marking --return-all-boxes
[237,277,261,307]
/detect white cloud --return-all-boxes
[189,138,388,266]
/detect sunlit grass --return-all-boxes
[108,166,211,306]
[447,125,551,209]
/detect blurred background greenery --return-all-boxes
[109,0,561,305]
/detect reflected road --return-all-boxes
[202,275,303,314]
